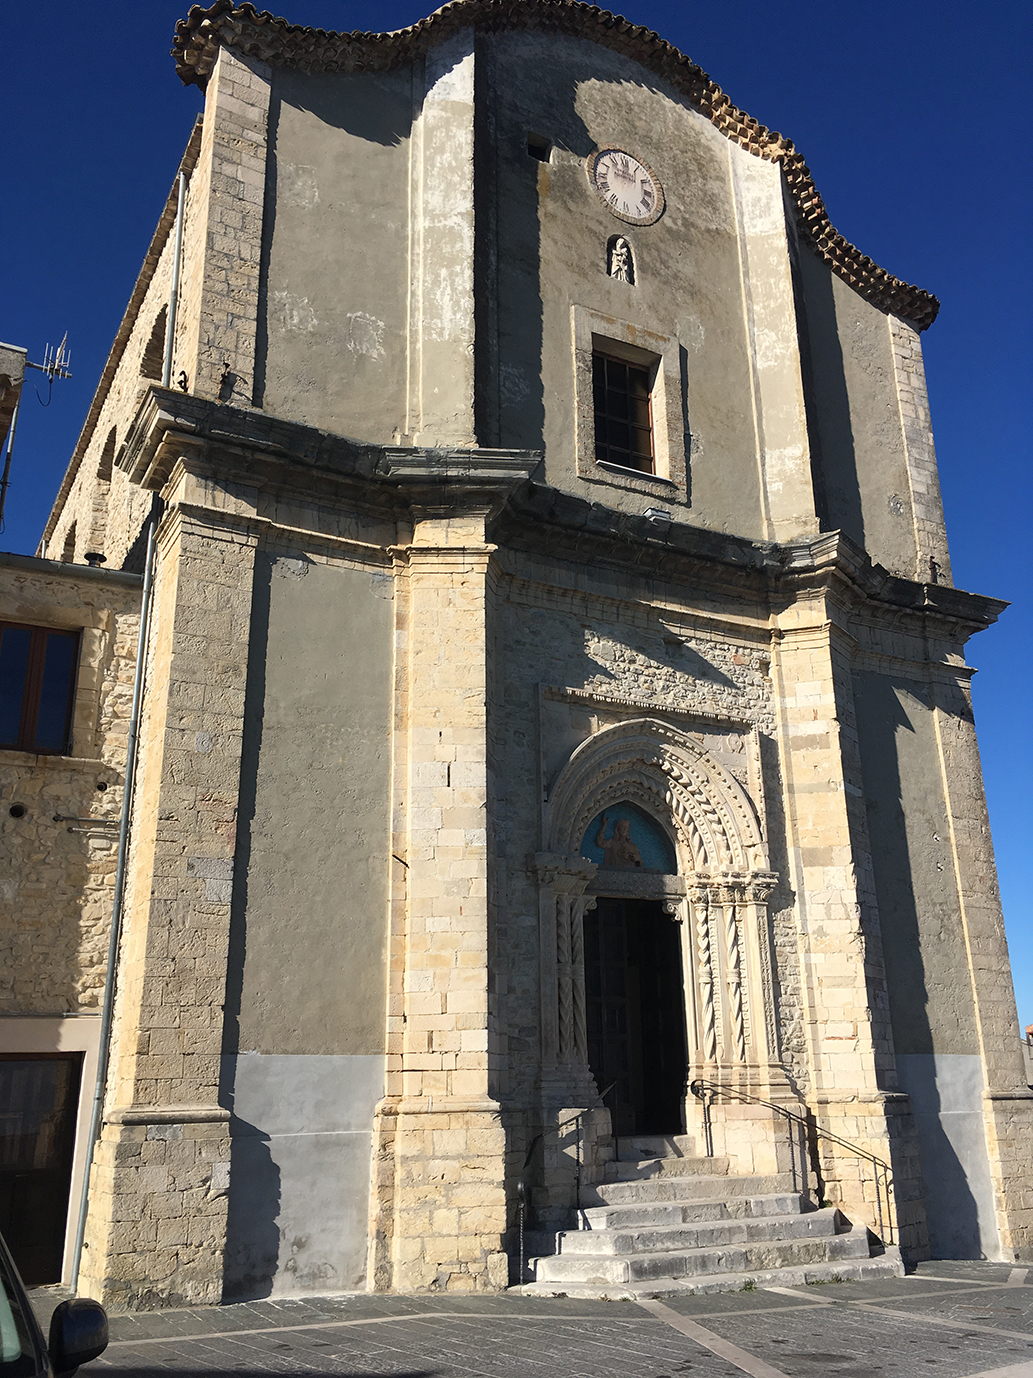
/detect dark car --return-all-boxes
[0,1232,107,1377]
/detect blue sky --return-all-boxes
[4,2,1030,1020]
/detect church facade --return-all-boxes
[2,0,1030,1306]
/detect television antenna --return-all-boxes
[26,333,72,402]
[0,334,73,532]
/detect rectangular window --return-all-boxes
[593,351,655,474]
[0,624,78,754]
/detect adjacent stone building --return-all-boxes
[2,0,1029,1306]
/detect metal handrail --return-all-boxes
[690,1077,894,1245]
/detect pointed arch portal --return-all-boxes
[534,719,780,1122]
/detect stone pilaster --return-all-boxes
[931,670,1033,1258]
[532,855,598,1108]
[889,317,953,586]
[407,32,477,446]
[178,46,270,404]
[374,508,508,1293]
[770,603,912,1244]
[81,458,259,1307]
[730,149,819,544]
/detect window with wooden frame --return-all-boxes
[592,350,656,474]
[0,624,79,754]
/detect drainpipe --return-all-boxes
[0,398,20,533]
[161,171,187,389]
[70,520,157,1292]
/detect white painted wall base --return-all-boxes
[896,1052,1001,1260]
[220,1053,385,1298]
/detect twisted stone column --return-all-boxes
[532,854,598,1105]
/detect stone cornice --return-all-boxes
[502,484,1007,641]
[376,446,541,511]
[116,388,1004,641]
[117,386,383,490]
[172,0,938,330]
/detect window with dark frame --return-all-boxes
[0,624,79,755]
[592,351,655,474]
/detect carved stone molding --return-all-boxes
[531,854,599,1103]
[545,717,768,874]
[537,717,782,1098]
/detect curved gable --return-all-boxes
[173,0,938,329]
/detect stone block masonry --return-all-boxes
[177,48,270,406]
[890,318,953,586]
[0,559,143,1015]
[81,462,260,1307]
[373,510,510,1293]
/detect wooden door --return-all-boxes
[0,1054,83,1284]
[584,899,688,1136]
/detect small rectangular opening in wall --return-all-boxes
[526,133,551,162]
[592,345,658,475]
[573,308,687,496]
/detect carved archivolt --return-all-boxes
[545,717,768,874]
[538,719,781,1081]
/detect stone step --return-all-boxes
[555,1207,841,1257]
[584,1172,795,1206]
[516,1244,904,1299]
[603,1153,731,1182]
[614,1134,700,1162]
[581,1192,806,1230]
[529,1223,871,1286]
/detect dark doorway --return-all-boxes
[584,898,688,1136]
[0,1054,83,1284]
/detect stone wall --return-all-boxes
[0,558,141,1015]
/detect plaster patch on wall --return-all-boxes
[754,324,790,370]
[346,312,386,360]
[731,154,783,233]
[896,1052,1001,1260]
[222,1053,385,1298]
[499,363,532,405]
[280,164,319,209]
[273,292,318,334]
[680,318,705,353]
[271,556,310,579]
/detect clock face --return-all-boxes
[588,148,665,225]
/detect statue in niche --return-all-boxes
[596,813,643,867]
[608,235,634,284]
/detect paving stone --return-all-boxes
[31,1263,1025,1377]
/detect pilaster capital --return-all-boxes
[376,446,541,517]
[743,871,779,905]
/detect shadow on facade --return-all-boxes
[794,250,864,547]
[220,557,283,1299]
[854,671,983,1258]
[222,1115,283,1301]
